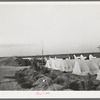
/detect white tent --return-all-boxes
[44,57,47,62]
[45,59,74,72]
[85,60,99,75]
[48,56,51,60]
[49,59,58,70]
[73,55,80,59]
[57,60,65,71]
[72,60,91,76]
[50,59,66,71]
[54,56,57,59]
[73,55,77,59]
[96,70,100,80]
[45,60,51,69]
[72,61,81,75]
[64,60,75,72]
[45,59,62,70]
[80,55,86,60]
[45,58,100,74]
[89,54,96,60]
[91,58,100,69]
[66,58,69,60]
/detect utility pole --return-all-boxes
[82,41,83,53]
[42,40,44,67]
[97,45,100,52]
[42,40,43,57]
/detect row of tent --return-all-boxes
[44,54,96,60]
[73,54,96,60]
[19,54,96,62]
[44,58,100,80]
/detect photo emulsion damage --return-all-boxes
[0,2,100,91]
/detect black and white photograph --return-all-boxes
[0,1,100,93]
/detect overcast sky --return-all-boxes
[0,2,100,57]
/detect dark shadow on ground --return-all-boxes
[4,76,15,79]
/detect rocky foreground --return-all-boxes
[15,64,100,91]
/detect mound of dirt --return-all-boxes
[0,57,19,67]
[53,75,68,87]
[32,76,52,90]
[15,68,39,88]
[15,64,100,91]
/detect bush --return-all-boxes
[69,81,80,90]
